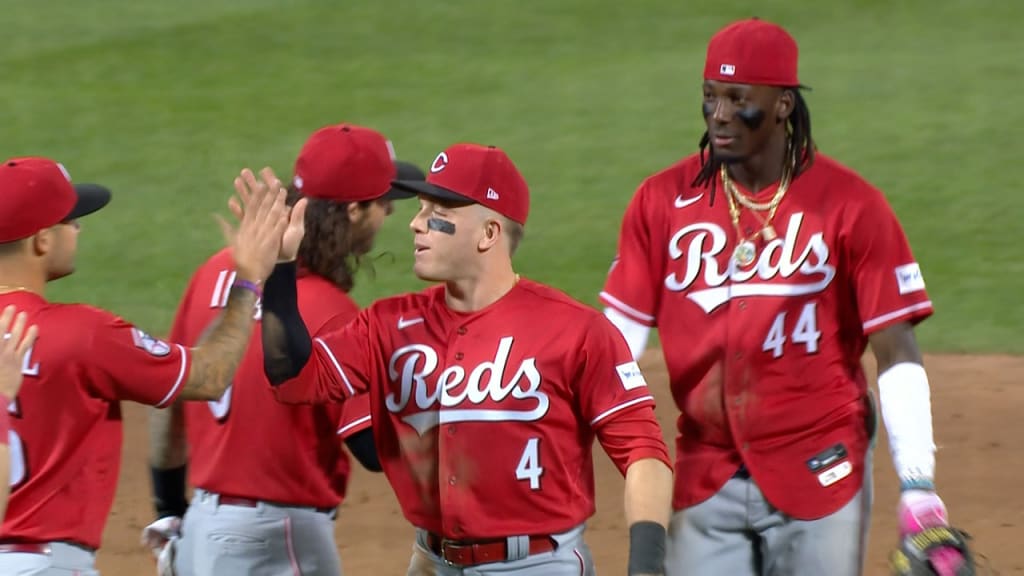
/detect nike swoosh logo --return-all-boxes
[674,193,704,208]
[397,316,424,330]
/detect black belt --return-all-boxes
[733,464,751,479]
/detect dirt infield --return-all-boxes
[96,351,1020,575]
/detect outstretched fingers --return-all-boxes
[0,306,36,361]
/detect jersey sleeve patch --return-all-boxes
[131,328,172,357]
[615,361,647,391]
[894,262,926,295]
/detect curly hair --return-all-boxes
[286,186,376,292]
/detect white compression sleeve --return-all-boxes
[603,307,651,361]
[878,362,937,490]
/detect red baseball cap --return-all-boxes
[390,144,530,225]
[703,18,804,87]
[0,157,111,243]
[292,123,420,203]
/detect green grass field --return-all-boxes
[3,0,1020,353]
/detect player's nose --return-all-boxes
[409,212,426,234]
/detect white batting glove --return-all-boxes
[141,516,181,576]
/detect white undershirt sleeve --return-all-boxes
[603,307,651,361]
[877,362,937,489]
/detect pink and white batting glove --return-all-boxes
[898,490,965,576]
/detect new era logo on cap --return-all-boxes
[390,143,530,225]
[720,64,736,76]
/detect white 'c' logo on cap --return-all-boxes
[430,152,449,174]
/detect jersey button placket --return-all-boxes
[723,288,747,440]
[443,327,468,536]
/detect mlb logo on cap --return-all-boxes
[703,18,802,87]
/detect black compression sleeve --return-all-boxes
[344,429,382,472]
[150,464,188,519]
[261,261,313,385]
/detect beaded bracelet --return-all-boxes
[232,279,263,300]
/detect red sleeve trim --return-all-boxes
[624,448,674,472]
[862,301,933,335]
[599,291,656,327]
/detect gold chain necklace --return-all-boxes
[0,285,32,294]
[721,160,794,267]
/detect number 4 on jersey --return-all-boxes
[515,437,543,490]
[763,301,821,358]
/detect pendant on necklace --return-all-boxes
[732,240,757,267]
[761,225,778,242]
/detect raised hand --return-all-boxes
[280,191,307,263]
[0,305,38,399]
[224,167,307,264]
[219,168,290,284]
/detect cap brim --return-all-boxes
[67,183,112,220]
[389,180,474,204]
[382,161,426,200]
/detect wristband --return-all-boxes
[231,279,262,300]
[628,521,666,575]
[150,464,189,519]
[899,476,936,492]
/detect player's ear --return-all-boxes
[478,217,502,252]
[347,201,363,224]
[30,229,52,257]
[776,88,795,123]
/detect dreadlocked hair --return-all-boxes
[691,88,817,197]
[285,186,375,293]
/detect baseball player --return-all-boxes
[253,143,674,575]
[143,123,425,576]
[0,305,38,523]
[0,156,292,574]
[600,18,967,576]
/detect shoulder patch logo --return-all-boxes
[131,328,171,357]
[615,361,647,390]
[895,263,926,295]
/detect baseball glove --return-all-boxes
[890,526,976,576]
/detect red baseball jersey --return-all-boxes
[275,279,670,539]
[0,291,189,549]
[601,153,933,519]
[173,249,369,508]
